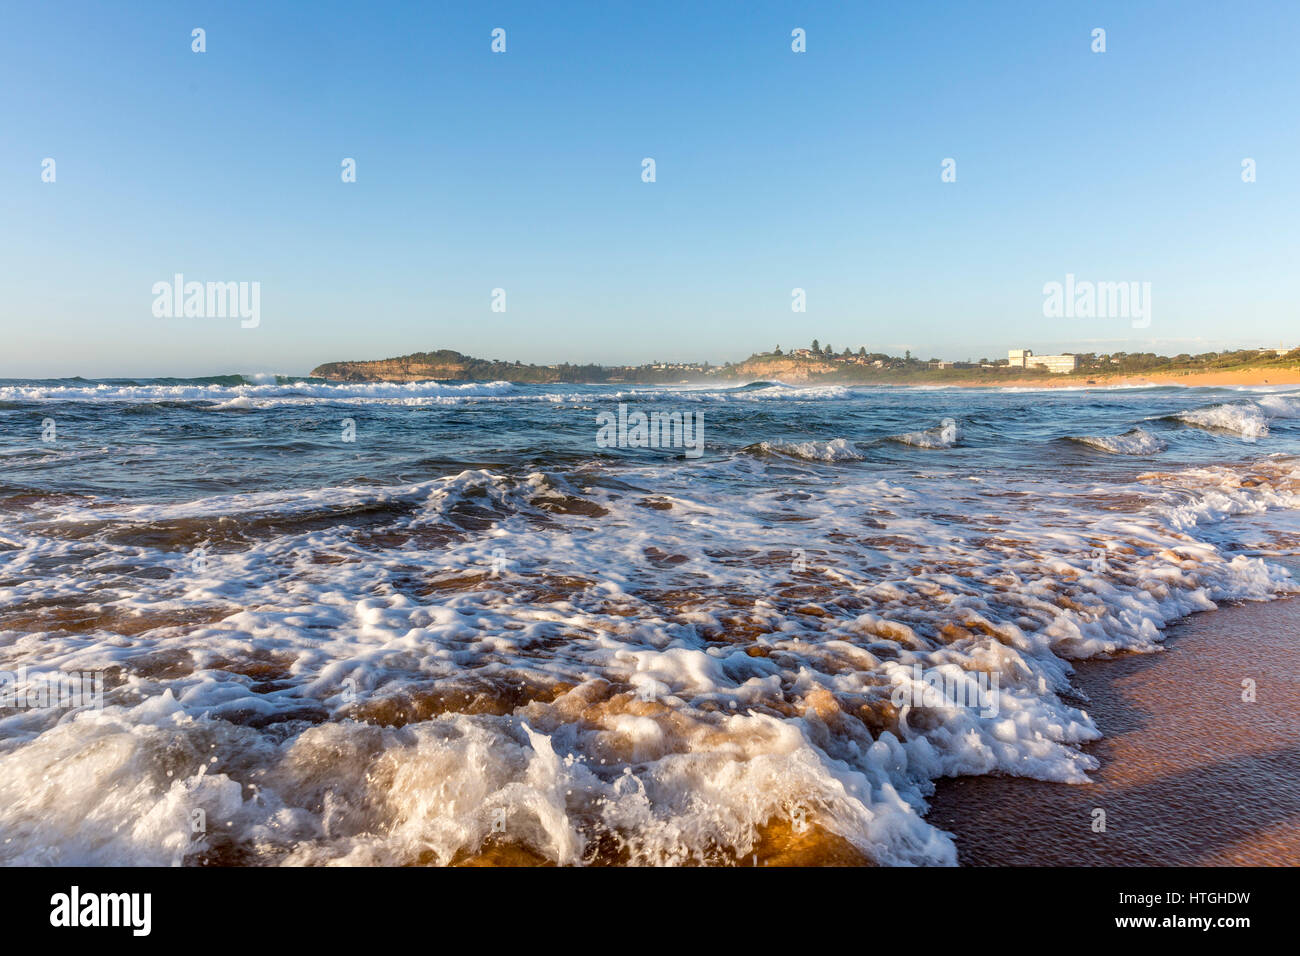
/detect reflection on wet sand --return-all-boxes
[929,596,1300,865]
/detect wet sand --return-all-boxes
[928,596,1300,865]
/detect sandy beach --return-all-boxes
[928,593,1300,865]
[720,362,1300,390]
[987,368,1300,390]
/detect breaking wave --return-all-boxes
[888,418,961,449]
[743,438,864,462]
[1069,427,1169,455]
[1167,402,1270,438]
[4,453,1298,865]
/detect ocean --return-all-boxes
[2,377,1299,865]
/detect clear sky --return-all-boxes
[2,0,1298,378]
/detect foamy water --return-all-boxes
[3,378,1300,865]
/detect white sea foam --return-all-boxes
[0,380,524,406]
[889,418,961,448]
[0,380,855,409]
[1172,402,1270,437]
[3,451,1299,865]
[1257,394,1300,418]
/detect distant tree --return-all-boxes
[811,339,820,353]
[774,344,782,354]
[858,346,866,357]
[824,343,834,355]
[905,350,912,362]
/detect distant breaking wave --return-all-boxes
[0,379,523,405]
[1165,402,1270,438]
[0,378,856,407]
[888,418,961,449]
[743,438,864,461]
[1069,427,1169,455]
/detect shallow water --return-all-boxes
[2,377,1299,865]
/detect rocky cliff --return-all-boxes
[726,356,839,381]
[311,349,612,384]
[311,354,473,382]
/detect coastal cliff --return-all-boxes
[727,356,838,381]
[311,350,840,384]
[311,350,643,384]
[311,352,476,382]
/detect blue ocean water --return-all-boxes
[2,377,1297,494]
[1,377,1298,865]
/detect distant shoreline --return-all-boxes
[296,367,1300,390]
[307,348,1300,390]
[12,369,1300,389]
[964,368,1300,389]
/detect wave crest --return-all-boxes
[743,438,863,462]
[889,418,961,449]
[1070,427,1168,455]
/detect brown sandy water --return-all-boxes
[449,819,872,867]
[928,596,1300,865]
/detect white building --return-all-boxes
[1008,349,1077,373]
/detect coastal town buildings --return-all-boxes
[1008,349,1078,373]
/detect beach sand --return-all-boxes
[927,595,1300,865]
[989,368,1300,389]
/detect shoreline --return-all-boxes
[289,368,1300,390]
[926,593,1300,865]
[466,591,1300,867]
[806,367,1300,390]
[11,368,1300,390]
[969,368,1300,390]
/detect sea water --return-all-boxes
[2,377,1299,865]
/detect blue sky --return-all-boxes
[2,0,1298,377]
